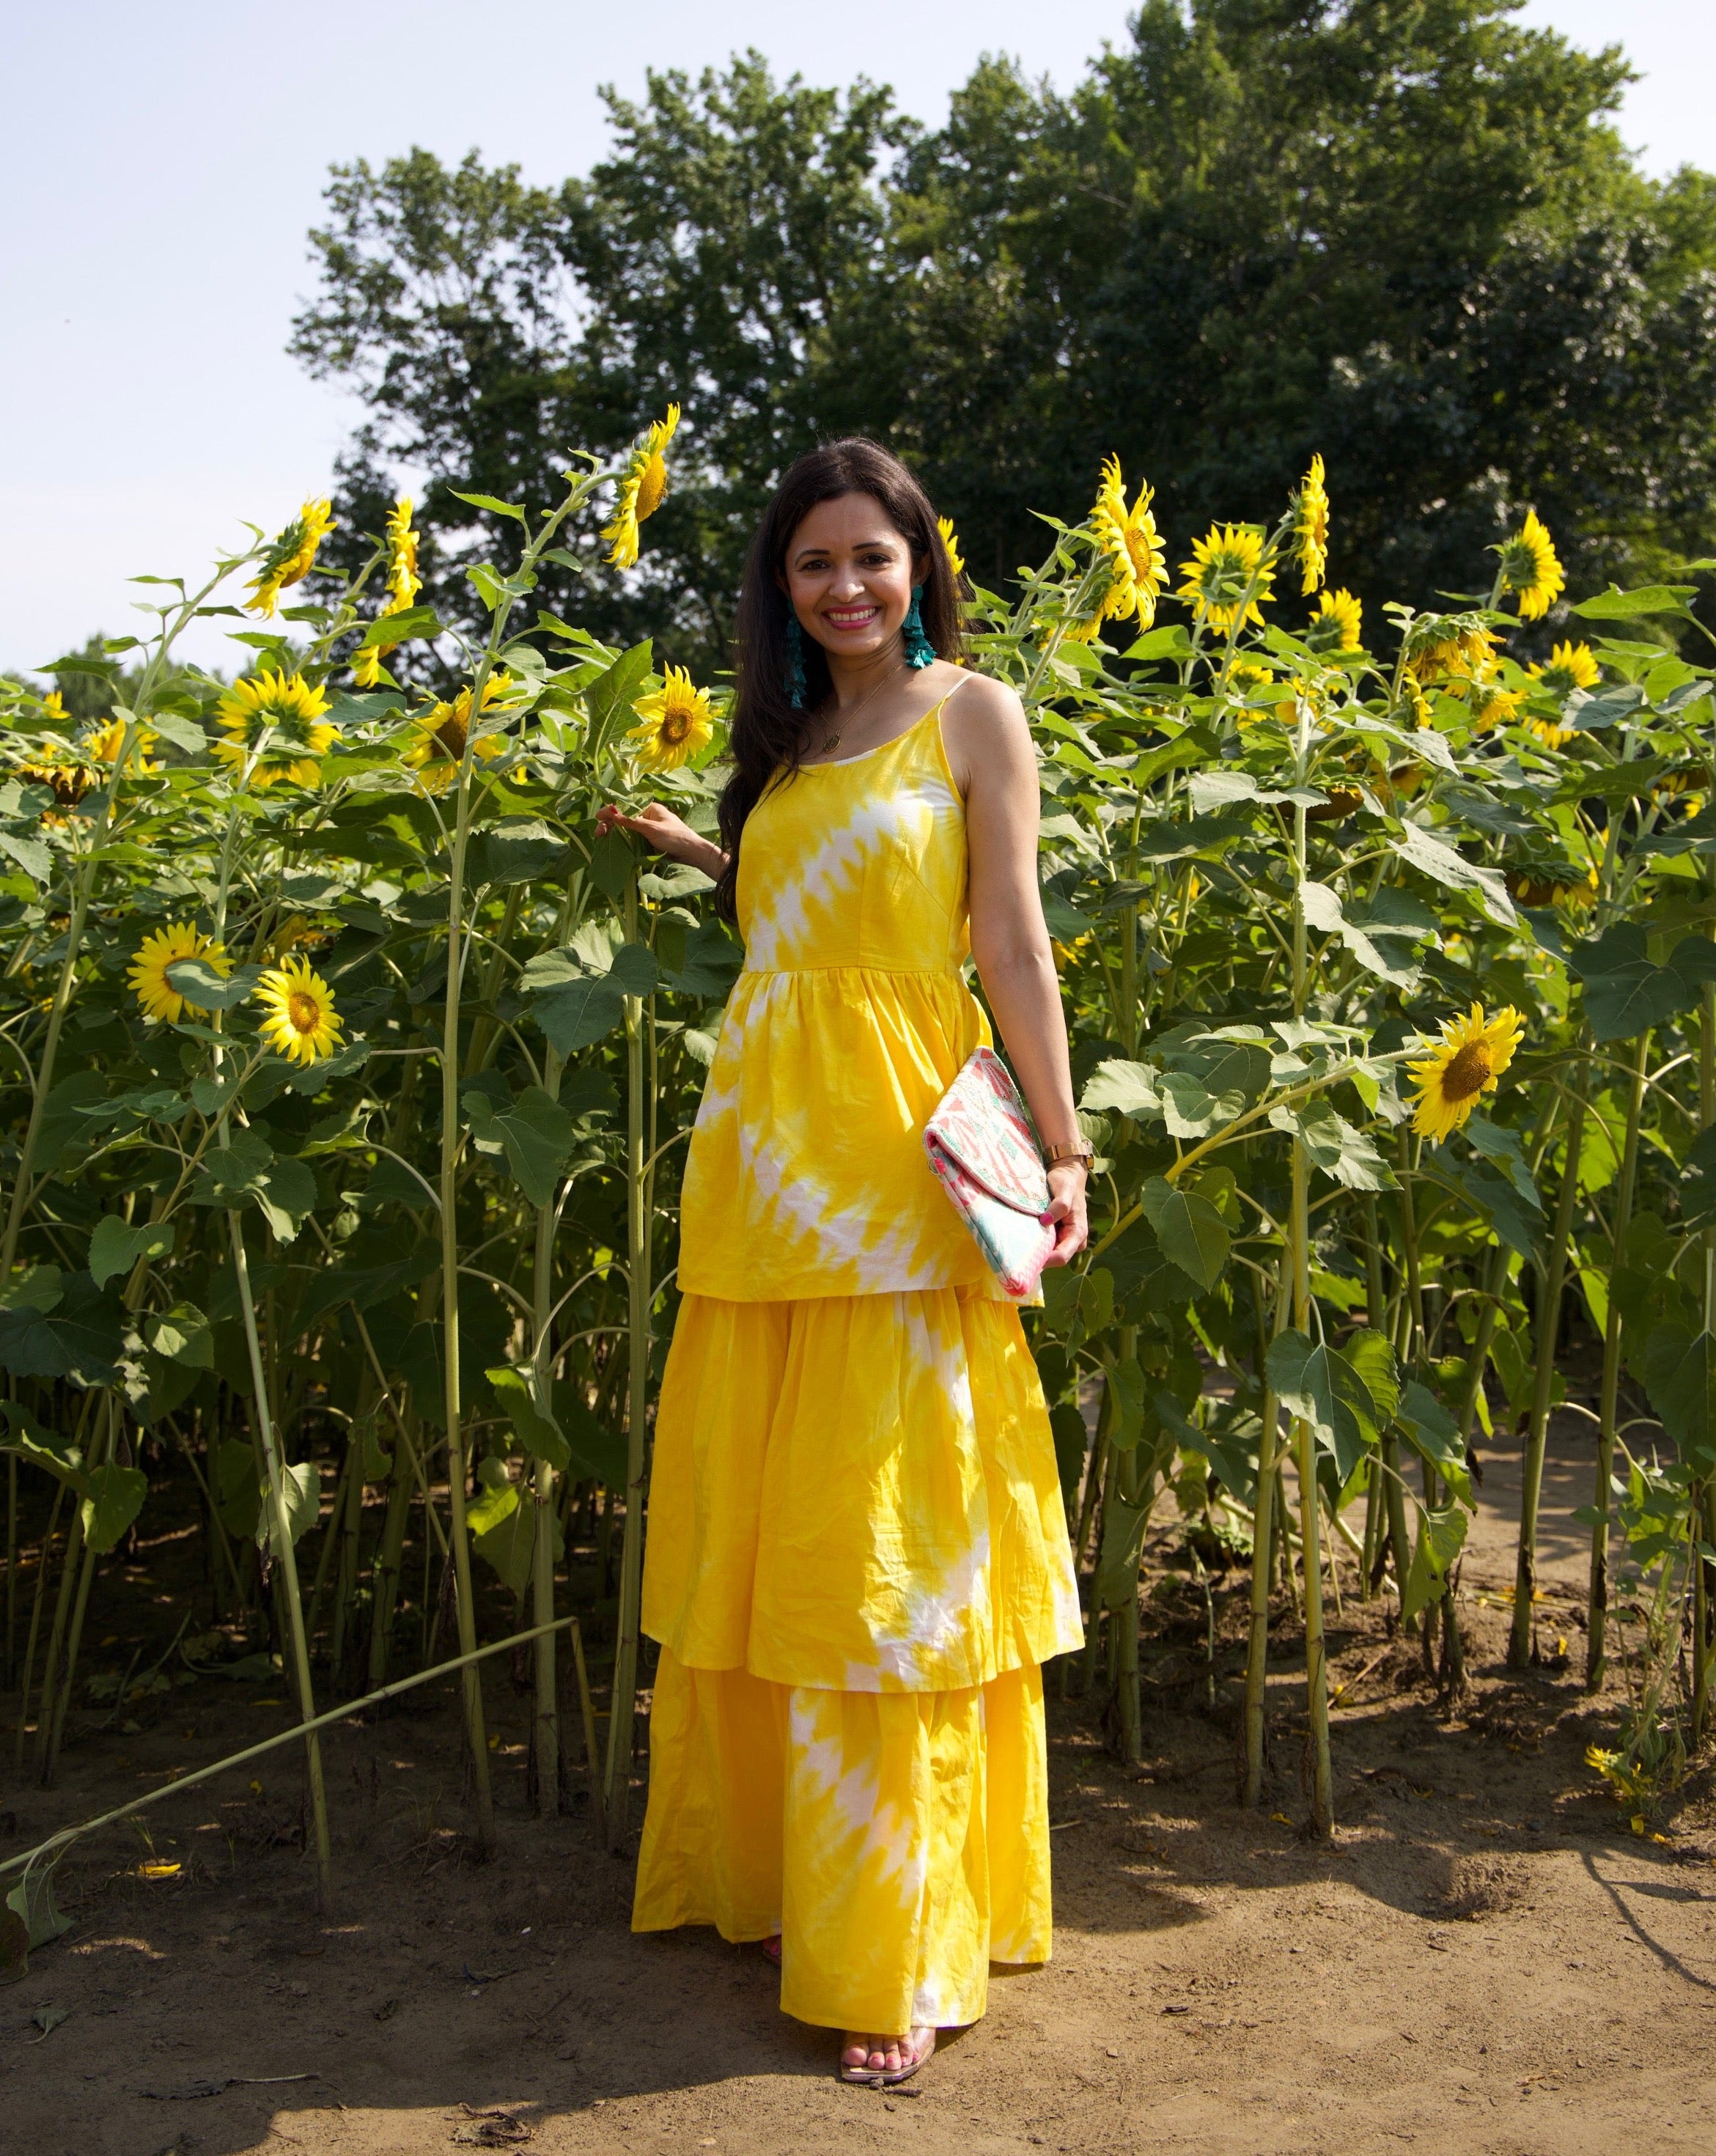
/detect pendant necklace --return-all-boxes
[817,660,906,759]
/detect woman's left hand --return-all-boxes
[1040,1162,1089,1268]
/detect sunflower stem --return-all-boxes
[1587,1029,1650,1691]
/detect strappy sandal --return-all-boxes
[839,2027,936,2088]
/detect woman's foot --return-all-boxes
[762,1935,782,1966]
[839,2026,935,2086]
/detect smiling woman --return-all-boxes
[600,438,1088,2087]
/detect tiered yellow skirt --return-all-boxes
[633,1284,1083,2034]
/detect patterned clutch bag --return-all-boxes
[924,1047,1058,1299]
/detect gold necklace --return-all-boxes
[816,662,906,758]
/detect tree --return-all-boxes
[291,6,1716,667]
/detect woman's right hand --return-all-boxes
[595,801,725,877]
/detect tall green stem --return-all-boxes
[1586,1031,1649,1690]
[530,1045,565,1816]
[1509,1068,1588,1669]
[605,869,652,1846]
[1242,1246,1292,1805]
[229,1213,330,1902]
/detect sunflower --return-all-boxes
[405,672,515,794]
[1407,1002,1526,1144]
[254,954,344,1066]
[1506,863,1598,909]
[1468,661,1523,730]
[603,405,680,569]
[627,667,716,773]
[128,921,230,1024]
[1522,640,1599,746]
[1496,509,1565,622]
[1292,454,1330,596]
[213,670,335,787]
[1406,617,1498,686]
[1088,456,1167,632]
[246,498,336,617]
[938,517,966,581]
[1303,587,1363,656]
[18,737,97,811]
[353,496,424,689]
[1177,524,1274,633]
[84,715,161,773]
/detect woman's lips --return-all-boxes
[822,605,880,630]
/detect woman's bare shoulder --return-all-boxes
[939,669,1031,789]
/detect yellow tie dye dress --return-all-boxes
[632,696,1083,2037]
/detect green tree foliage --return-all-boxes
[291,4,1716,666]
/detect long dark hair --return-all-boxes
[713,438,966,922]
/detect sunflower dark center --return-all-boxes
[660,710,691,743]
[287,990,320,1035]
[1443,1042,1492,1101]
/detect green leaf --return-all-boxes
[79,1463,148,1554]
[557,1387,627,1485]
[212,1438,262,1539]
[1266,1327,1394,1482]
[1,1863,73,1984]
[1643,1325,1716,1474]
[485,1364,570,1471]
[463,820,570,890]
[1571,584,1697,621]
[1104,1357,1146,1449]
[356,604,442,647]
[467,1454,521,1538]
[1140,1177,1230,1291]
[658,918,743,998]
[1092,1493,1151,1612]
[1395,1378,1471,1504]
[196,1137,319,1243]
[0,1271,122,1386]
[266,1460,320,1555]
[88,1215,173,1290]
[1565,923,1696,1041]
[464,1086,578,1210]
[1393,822,1517,928]
[1049,1403,1089,1512]
[1299,878,1423,989]
[1402,1501,1468,1625]
[0,831,52,883]
[1271,1096,1396,1191]
[1080,1059,1162,1119]
[583,640,654,767]
[162,959,262,1012]
[447,489,529,523]
[146,707,209,754]
[0,1402,85,1487]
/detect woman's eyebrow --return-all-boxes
[792,534,900,563]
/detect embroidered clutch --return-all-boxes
[924,1046,1057,1299]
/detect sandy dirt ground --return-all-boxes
[4,1408,1715,2156]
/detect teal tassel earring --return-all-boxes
[785,614,808,708]
[902,587,935,670]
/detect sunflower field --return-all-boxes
[1,413,1714,1958]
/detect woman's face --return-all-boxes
[782,492,921,663]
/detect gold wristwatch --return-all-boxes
[1044,1139,1095,1170]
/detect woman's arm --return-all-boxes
[594,801,728,882]
[945,677,1089,1266]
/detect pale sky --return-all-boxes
[2,1,1709,676]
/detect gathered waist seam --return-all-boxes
[739,963,964,981]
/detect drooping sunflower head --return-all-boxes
[1467,661,1523,731]
[128,921,230,1025]
[254,954,344,1067]
[353,496,424,687]
[383,495,421,614]
[1405,615,1498,687]
[1089,455,1166,631]
[603,405,681,569]
[213,670,335,787]
[1176,523,1274,633]
[18,737,97,811]
[938,517,966,581]
[1496,509,1565,622]
[1303,587,1363,657]
[627,667,716,773]
[246,498,336,617]
[405,672,517,793]
[1507,861,1598,909]
[1407,1002,1526,1144]
[1292,454,1330,597]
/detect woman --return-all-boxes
[598,438,1088,2086]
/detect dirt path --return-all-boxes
[5,1409,1714,2156]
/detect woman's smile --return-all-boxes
[822,602,881,631]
